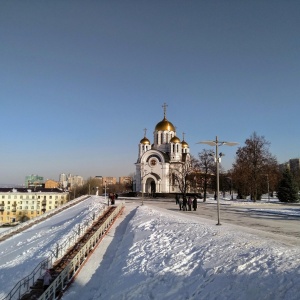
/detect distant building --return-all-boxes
[25,175,44,188]
[0,188,69,224]
[101,177,117,185]
[67,174,84,188]
[119,176,132,185]
[279,158,300,175]
[59,173,68,189]
[45,179,59,189]
[59,173,84,189]
[289,158,300,175]
[279,162,290,172]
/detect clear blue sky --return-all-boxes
[1,1,299,185]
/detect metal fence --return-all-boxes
[38,202,124,300]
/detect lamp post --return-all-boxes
[265,174,270,203]
[104,181,108,205]
[197,136,238,225]
[141,163,150,206]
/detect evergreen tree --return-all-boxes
[277,169,299,203]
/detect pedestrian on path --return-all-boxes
[178,196,183,210]
[43,269,52,291]
[182,196,187,211]
[193,195,198,211]
[188,196,192,211]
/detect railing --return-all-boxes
[0,197,107,300]
[38,202,124,300]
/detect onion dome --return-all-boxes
[181,140,189,148]
[155,117,175,131]
[170,136,181,143]
[140,137,150,145]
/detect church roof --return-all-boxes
[140,137,150,145]
[170,136,181,143]
[155,117,175,132]
[181,140,189,148]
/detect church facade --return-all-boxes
[135,104,190,195]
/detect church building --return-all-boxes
[135,104,191,196]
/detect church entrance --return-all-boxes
[145,178,156,197]
[150,181,156,197]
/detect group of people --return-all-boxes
[175,194,198,211]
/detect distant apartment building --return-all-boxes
[67,174,84,188]
[59,173,68,189]
[0,188,69,224]
[279,162,290,172]
[45,179,59,189]
[59,173,84,189]
[279,158,300,174]
[289,158,300,175]
[102,177,117,185]
[25,175,44,188]
[119,176,132,185]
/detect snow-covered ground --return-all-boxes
[1,196,300,300]
[62,199,300,300]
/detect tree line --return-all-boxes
[173,132,299,203]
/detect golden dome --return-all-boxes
[140,137,150,145]
[170,136,180,143]
[155,117,175,132]
[181,140,189,148]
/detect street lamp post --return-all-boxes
[197,136,238,225]
[265,174,270,203]
[140,164,150,206]
[104,181,108,205]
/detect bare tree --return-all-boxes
[196,149,215,202]
[232,132,279,201]
[170,156,196,199]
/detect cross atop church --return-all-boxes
[162,102,168,118]
[182,132,185,141]
[143,128,147,137]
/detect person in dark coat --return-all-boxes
[182,196,187,211]
[175,194,179,205]
[193,195,198,211]
[178,196,183,210]
[188,196,192,211]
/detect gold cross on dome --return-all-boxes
[162,102,168,118]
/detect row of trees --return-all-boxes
[172,132,299,203]
[70,177,133,200]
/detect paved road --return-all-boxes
[124,198,300,247]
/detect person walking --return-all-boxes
[193,195,198,211]
[182,196,187,211]
[175,194,179,205]
[178,196,183,210]
[43,269,52,291]
[188,196,192,211]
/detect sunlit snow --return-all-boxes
[1,195,300,300]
